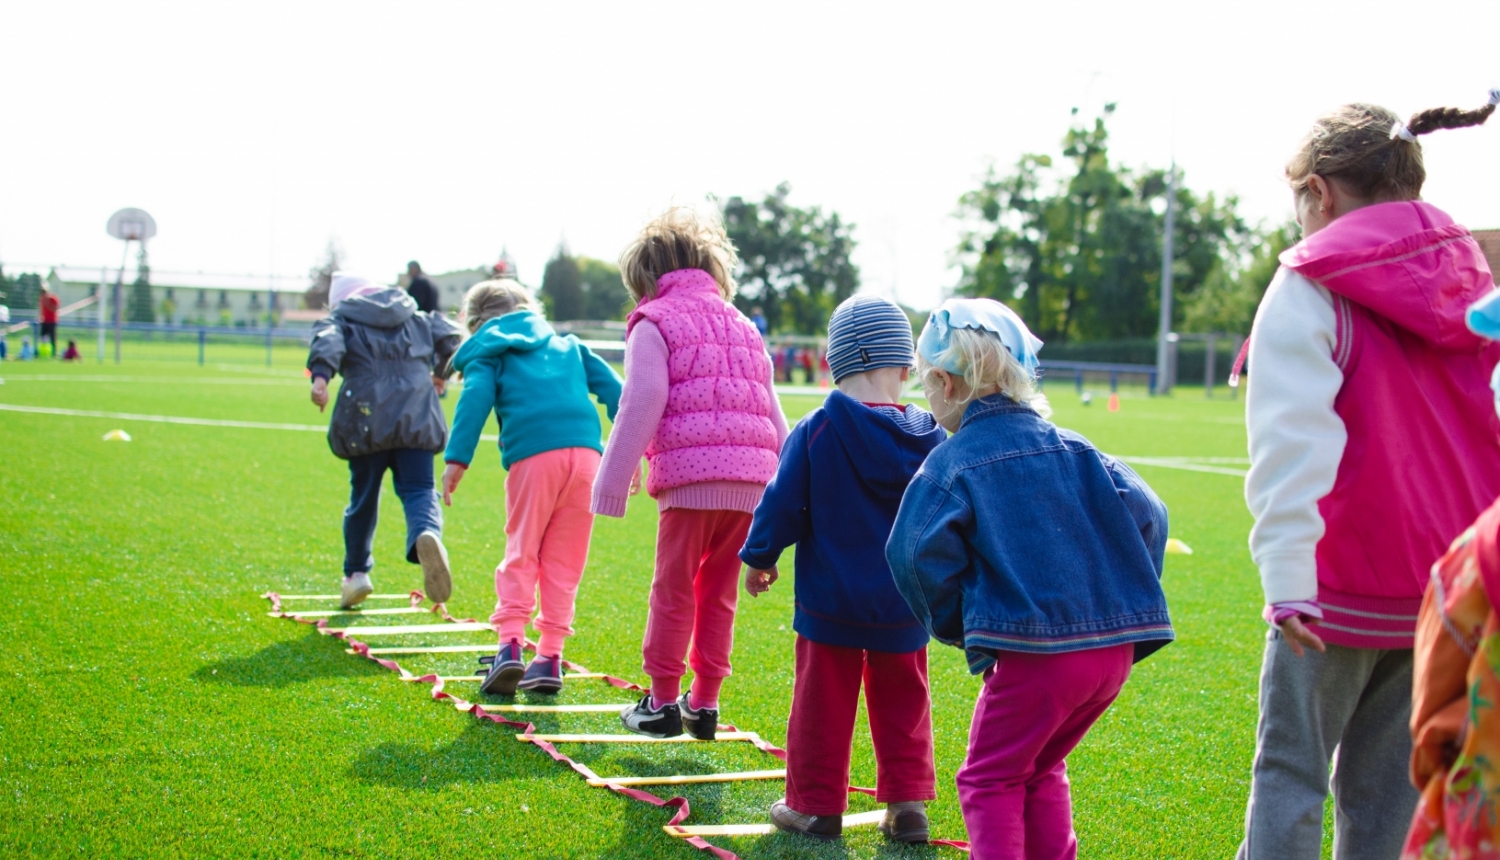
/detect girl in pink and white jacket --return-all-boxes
[1239,92,1500,860]
[593,208,789,740]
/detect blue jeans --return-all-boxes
[343,448,442,576]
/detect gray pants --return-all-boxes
[1236,631,1416,860]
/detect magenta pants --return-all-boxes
[490,447,600,657]
[958,644,1134,860]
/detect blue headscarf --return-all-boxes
[917,298,1043,377]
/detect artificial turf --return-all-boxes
[0,347,1276,858]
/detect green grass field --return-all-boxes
[0,352,1271,859]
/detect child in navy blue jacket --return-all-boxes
[888,298,1172,858]
[741,296,947,844]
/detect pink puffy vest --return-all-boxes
[626,269,781,495]
[1282,201,1500,648]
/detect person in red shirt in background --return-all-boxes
[38,288,60,357]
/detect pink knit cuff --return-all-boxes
[591,492,628,518]
[1263,601,1323,626]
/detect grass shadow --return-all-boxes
[348,715,567,790]
[193,628,386,688]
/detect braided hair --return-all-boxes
[1286,90,1498,203]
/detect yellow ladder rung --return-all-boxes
[270,607,428,618]
[348,645,497,655]
[517,732,758,744]
[664,810,884,838]
[478,703,633,713]
[271,594,417,600]
[327,621,492,636]
[589,769,785,787]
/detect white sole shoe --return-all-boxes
[414,532,451,603]
[341,572,374,609]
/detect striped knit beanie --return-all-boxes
[825,295,915,383]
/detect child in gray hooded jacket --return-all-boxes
[307,274,463,609]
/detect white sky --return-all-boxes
[3,1,1498,310]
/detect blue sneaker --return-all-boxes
[517,655,563,694]
[478,639,525,695]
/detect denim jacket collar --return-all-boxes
[959,393,1036,428]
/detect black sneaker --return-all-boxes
[478,639,525,695]
[619,694,682,738]
[517,655,563,694]
[678,693,718,740]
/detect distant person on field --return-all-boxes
[441,279,623,696]
[306,274,463,610]
[405,261,439,314]
[1400,288,1500,859]
[887,298,1173,859]
[38,287,59,356]
[61,339,81,362]
[741,296,946,844]
[0,304,9,361]
[593,207,789,741]
[19,336,34,361]
[1238,94,1500,860]
[750,305,769,337]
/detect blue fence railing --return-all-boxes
[7,318,313,366]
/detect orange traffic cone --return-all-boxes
[1107,393,1120,412]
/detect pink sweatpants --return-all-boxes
[490,447,600,658]
[957,644,1134,860]
[642,508,752,705]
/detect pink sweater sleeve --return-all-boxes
[591,321,670,517]
[767,376,790,451]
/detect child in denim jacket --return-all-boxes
[887,298,1173,859]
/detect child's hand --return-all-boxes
[432,376,446,396]
[441,462,466,506]
[744,565,778,597]
[310,378,329,412]
[629,463,644,496]
[1278,616,1327,658]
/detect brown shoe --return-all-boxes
[879,802,930,843]
[769,799,842,841]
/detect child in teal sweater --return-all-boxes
[442,280,623,694]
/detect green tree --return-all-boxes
[955,108,1250,342]
[1183,220,1299,334]
[721,183,860,334]
[577,257,630,320]
[127,245,154,323]
[304,238,343,310]
[9,272,42,312]
[540,243,585,321]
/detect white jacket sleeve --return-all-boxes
[1244,266,1347,605]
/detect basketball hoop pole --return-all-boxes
[104,208,157,366]
[112,239,129,364]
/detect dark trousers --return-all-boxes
[343,448,442,576]
[40,322,57,354]
[785,635,937,815]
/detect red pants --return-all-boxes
[642,508,752,693]
[785,635,937,816]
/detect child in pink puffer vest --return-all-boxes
[593,207,789,740]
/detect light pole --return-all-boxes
[1153,162,1176,395]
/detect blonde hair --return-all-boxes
[461,279,538,334]
[917,327,1050,418]
[619,207,739,303]
[1286,98,1496,203]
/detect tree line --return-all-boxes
[534,110,1282,338]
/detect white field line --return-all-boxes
[1,402,1243,477]
[0,402,498,442]
[1119,457,1248,477]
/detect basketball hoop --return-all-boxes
[106,208,157,242]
